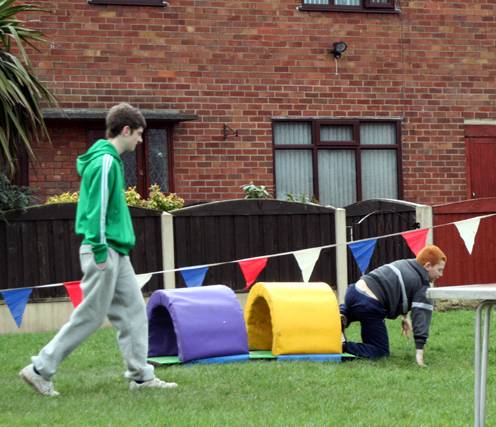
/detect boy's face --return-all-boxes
[121,126,144,152]
[424,260,446,283]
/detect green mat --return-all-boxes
[148,356,181,365]
[148,351,355,366]
[249,350,277,359]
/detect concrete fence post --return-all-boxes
[161,211,176,289]
[415,204,433,245]
[334,208,348,304]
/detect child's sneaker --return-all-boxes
[129,377,178,391]
[19,364,59,397]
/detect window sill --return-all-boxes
[88,0,167,6]
[297,5,400,14]
[43,108,198,123]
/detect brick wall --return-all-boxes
[30,123,87,200]
[25,0,496,204]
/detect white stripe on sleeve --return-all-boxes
[412,302,433,311]
[100,154,113,244]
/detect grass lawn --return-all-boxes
[0,309,493,427]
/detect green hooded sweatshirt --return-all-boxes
[75,139,135,263]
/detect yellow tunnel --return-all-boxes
[244,282,342,356]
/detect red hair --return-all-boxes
[416,245,447,266]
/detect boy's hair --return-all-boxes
[416,245,447,266]
[105,103,146,139]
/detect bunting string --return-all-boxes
[2,212,495,292]
[1,212,495,327]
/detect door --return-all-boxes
[86,126,172,197]
[465,125,496,198]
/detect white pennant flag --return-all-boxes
[137,273,153,288]
[454,217,481,255]
[294,248,322,282]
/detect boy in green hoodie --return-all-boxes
[20,103,178,396]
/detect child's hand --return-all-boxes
[401,317,412,338]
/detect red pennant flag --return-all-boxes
[239,257,268,290]
[401,229,429,256]
[64,281,83,308]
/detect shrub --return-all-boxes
[145,184,184,211]
[241,182,271,199]
[286,193,319,204]
[46,192,80,204]
[0,173,33,220]
[45,185,184,212]
[125,186,147,208]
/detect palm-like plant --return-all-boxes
[0,0,57,178]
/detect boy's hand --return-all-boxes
[401,317,412,338]
[416,349,426,367]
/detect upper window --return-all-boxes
[299,0,396,12]
[88,0,166,6]
[273,119,402,208]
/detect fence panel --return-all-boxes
[172,199,337,291]
[433,198,496,286]
[1,204,163,299]
[345,199,420,283]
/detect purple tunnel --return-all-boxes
[147,285,249,363]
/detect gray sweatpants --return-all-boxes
[32,245,155,382]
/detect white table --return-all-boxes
[427,285,496,427]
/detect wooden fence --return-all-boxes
[1,198,434,302]
[0,204,163,299]
[345,199,432,283]
[171,199,340,291]
[433,198,496,286]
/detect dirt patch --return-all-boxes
[435,299,482,312]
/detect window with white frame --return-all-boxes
[273,119,402,207]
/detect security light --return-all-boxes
[331,42,347,59]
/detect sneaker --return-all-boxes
[19,364,59,397]
[129,377,178,391]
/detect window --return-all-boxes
[299,0,396,12]
[87,126,173,196]
[273,119,402,207]
[88,0,166,6]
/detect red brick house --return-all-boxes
[20,0,496,206]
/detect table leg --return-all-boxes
[475,304,483,427]
[475,302,494,427]
[480,303,492,425]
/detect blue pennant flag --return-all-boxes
[1,288,32,328]
[348,239,377,275]
[180,267,209,287]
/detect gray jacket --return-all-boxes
[363,259,433,350]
